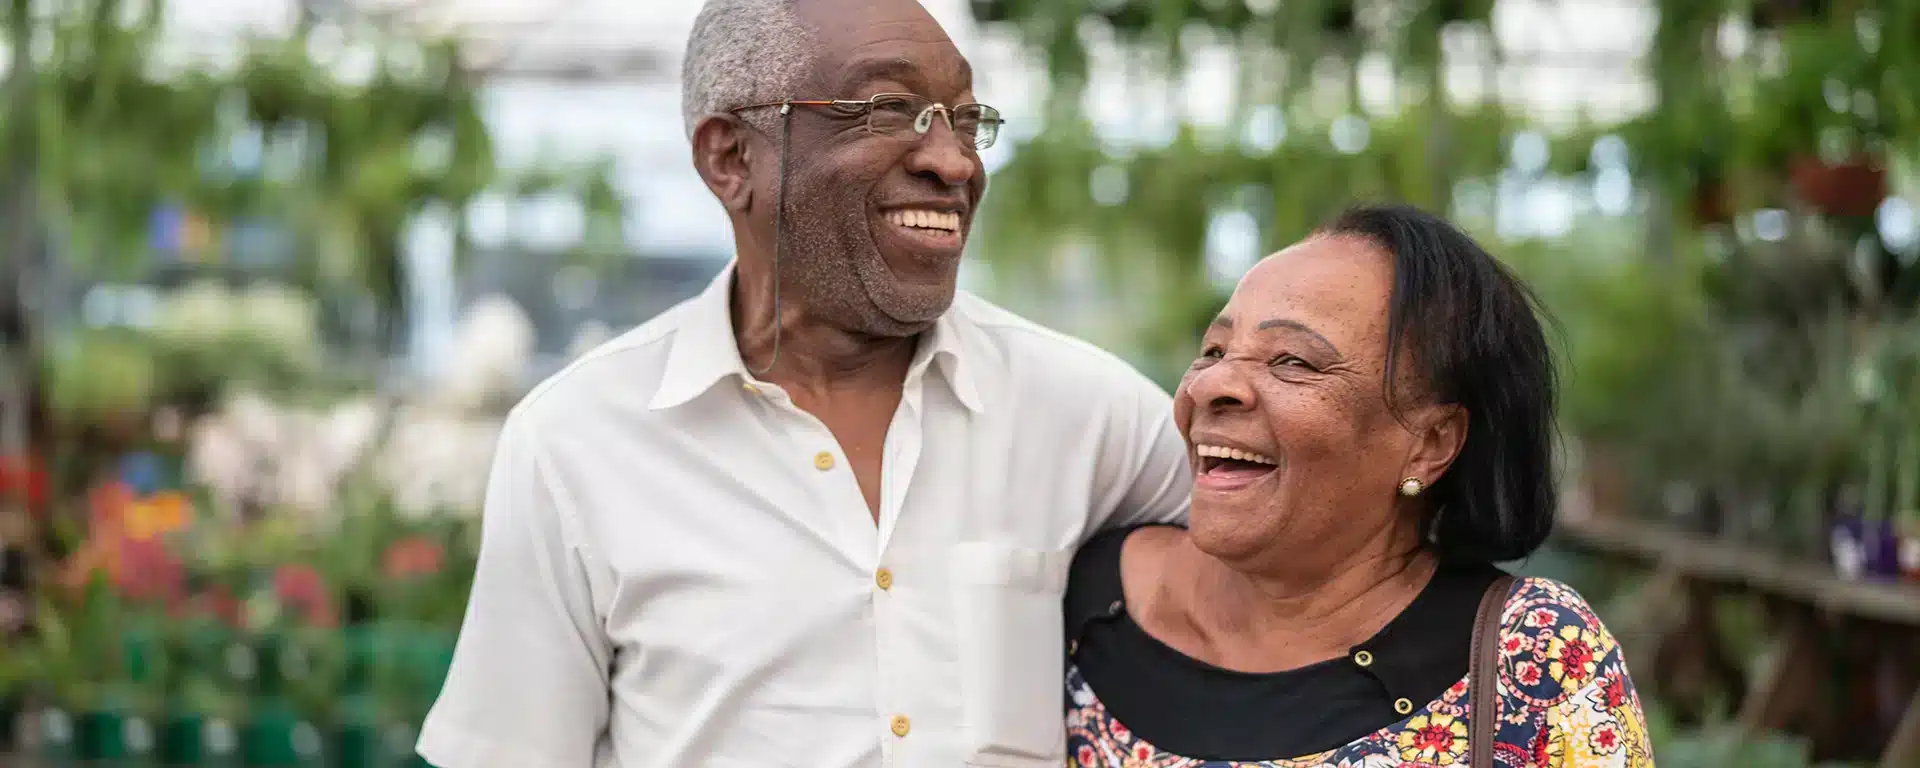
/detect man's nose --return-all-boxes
[1185,360,1257,412]
[904,117,977,187]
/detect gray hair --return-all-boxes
[681,0,818,139]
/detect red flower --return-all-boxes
[273,564,336,627]
[1413,722,1455,750]
[173,585,245,628]
[274,564,325,604]
[1515,660,1543,686]
[1601,674,1629,709]
[383,536,445,580]
[1529,729,1551,764]
[0,454,49,511]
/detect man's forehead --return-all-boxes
[795,0,970,93]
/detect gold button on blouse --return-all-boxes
[1353,650,1374,667]
[742,382,760,394]
[813,451,836,471]
[1393,698,1414,715]
[874,568,894,590]
[889,715,911,737]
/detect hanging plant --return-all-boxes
[1748,0,1833,31]
[1690,175,1736,228]
[240,43,323,128]
[969,0,1015,23]
[1430,0,1495,24]
[1786,153,1888,218]
[1099,0,1154,37]
[1737,25,1894,218]
[1320,1,1358,36]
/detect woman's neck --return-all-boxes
[1142,527,1438,674]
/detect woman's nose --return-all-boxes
[1184,359,1257,412]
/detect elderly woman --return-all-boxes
[1065,204,1653,768]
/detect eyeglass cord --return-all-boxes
[747,103,794,378]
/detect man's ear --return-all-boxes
[691,113,755,214]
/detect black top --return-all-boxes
[1064,525,1505,761]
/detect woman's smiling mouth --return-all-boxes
[1193,443,1279,490]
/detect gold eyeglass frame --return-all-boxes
[733,93,1004,150]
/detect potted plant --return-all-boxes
[27,578,147,765]
[154,614,247,767]
[1836,398,1906,581]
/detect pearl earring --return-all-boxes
[1398,477,1425,497]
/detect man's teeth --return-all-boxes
[886,209,961,232]
[1195,444,1277,466]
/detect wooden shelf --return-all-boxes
[1555,512,1920,626]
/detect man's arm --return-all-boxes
[417,410,613,768]
[1089,372,1192,534]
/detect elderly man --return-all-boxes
[415,0,1189,766]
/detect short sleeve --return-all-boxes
[1087,374,1192,536]
[1499,579,1655,768]
[417,409,614,768]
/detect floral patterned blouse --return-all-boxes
[1066,576,1656,768]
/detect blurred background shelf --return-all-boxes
[1558,512,1920,626]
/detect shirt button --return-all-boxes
[813,451,836,471]
[742,382,759,394]
[1394,698,1414,715]
[874,568,894,590]
[889,715,911,737]
[1107,600,1123,617]
[1353,650,1374,667]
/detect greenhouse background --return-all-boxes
[2,0,1919,765]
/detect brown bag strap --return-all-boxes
[1469,574,1517,768]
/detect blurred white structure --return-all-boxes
[159,0,1654,373]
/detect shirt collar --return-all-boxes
[648,260,985,413]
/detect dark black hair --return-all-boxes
[1318,202,1558,564]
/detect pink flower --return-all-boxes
[116,537,186,604]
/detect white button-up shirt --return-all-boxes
[418,264,1190,768]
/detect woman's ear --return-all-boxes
[691,114,755,214]
[1402,404,1468,488]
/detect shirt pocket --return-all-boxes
[950,541,1073,768]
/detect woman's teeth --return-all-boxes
[1195,444,1277,466]
[886,209,961,232]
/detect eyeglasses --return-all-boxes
[734,93,1003,150]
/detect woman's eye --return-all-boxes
[1271,354,1313,369]
[1190,347,1223,368]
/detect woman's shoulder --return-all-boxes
[1498,576,1616,641]
[1493,576,1634,704]
[1483,577,1655,765]
[1065,524,1182,638]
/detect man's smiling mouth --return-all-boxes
[879,207,965,254]
[884,209,961,233]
